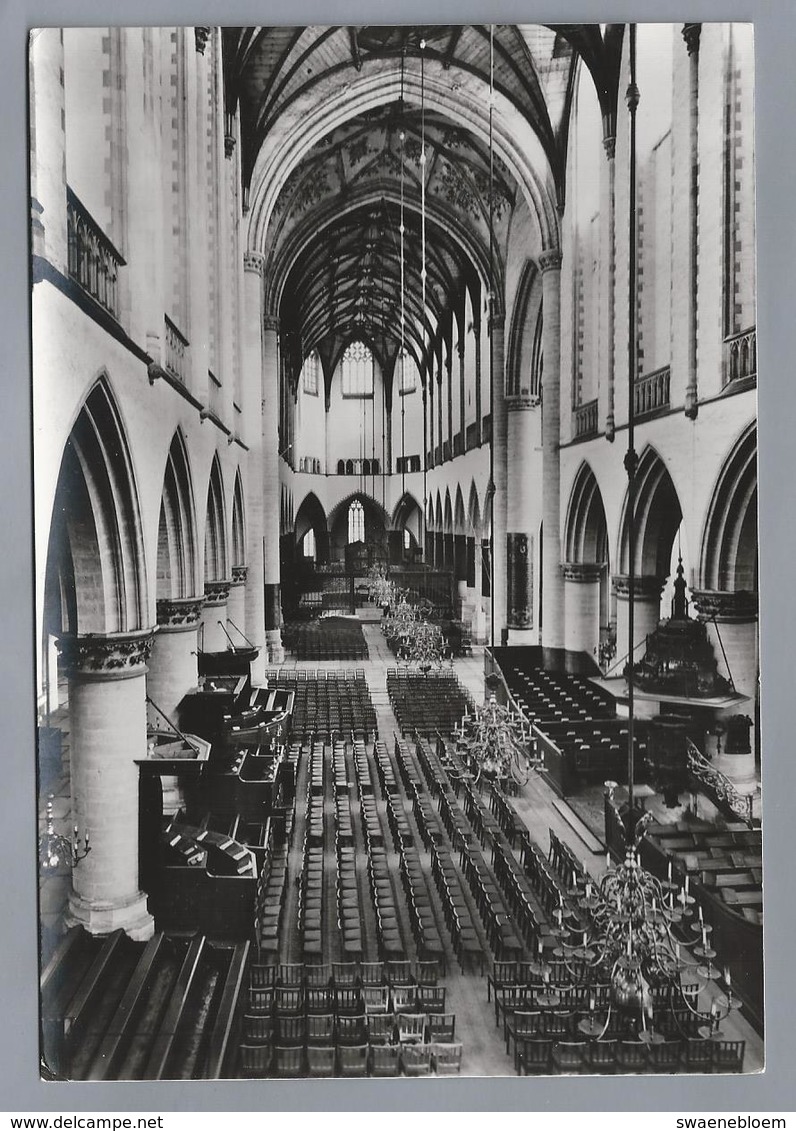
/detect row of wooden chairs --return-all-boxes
[242,1010,456,1049]
[514,1036,745,1076]
[249,958,438,989]
[240,1040,462,1078]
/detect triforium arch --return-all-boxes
[231,470,247,570]
[468,480,482,540]
[204,454,229,584]
[156,430,199,602]
[43,376,148,638]
[391,491,423,539]
[699,424,758,593]
[565,461,609,566]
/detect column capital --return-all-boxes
[691,588,758,622]
[57,628,156,681]
[243,250,265,276]
[539,249,563,274]
[612,574,667,599]
[156,596,205,631]
[562,562,603,584]
[194,27,211,54]
[204,579,232,606]
[506,393,540,412]
[263,314,280,333]
[232,564,248,585]
[682,23,702,56]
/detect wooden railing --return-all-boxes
[723,327,757,386]
[573,397,598,439]
[66,187,125,318]
[164,316,189,384]
[633,365,670,417]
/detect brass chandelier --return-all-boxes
[455,691,542,786]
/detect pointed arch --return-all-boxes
[392,491,423,544]
[468,480,482,540]
[294,490,328,544]
[507,260,543,398]
[434,491,444,532]
[700,424,758,592]
[156,430,199,601]
[231,470,246,569]
[454,484,466,535]
[204,454,228,583]
[565,462,608,565]
[443,488,453,535]
[43,376,148,636]
[618,446,683,577]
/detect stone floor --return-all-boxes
[38,622,764,1076]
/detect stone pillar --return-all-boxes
[446,343,454,450]
[613,574,666,666]
[490,315,508,646]
[471,539,485,643]
[58,630,156,940]
[563,563,603,658]
[473,322,483,442]
[147,597,203,725]
[186,28,210,403]
[506,395,542,642]
[227,565,247,640]
[540,251,565,648]
[325,394,333,474]
[458,341,466,444]
[262,316,284,662]
[601,135,617,440]
[682,24,702,419]
[200,580,231,652]
[692,589,759,791]
[29,29,68,272]
[242,252,267,684]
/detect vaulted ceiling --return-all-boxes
[221,24,626,390]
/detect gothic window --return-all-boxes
[341,340,374,397]
[348,500,365,543]
[303,528,316,558]
[398,348,417,394]
[303,351,320,395]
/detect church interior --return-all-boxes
[30,23,761,1080]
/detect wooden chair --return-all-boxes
[332,961,360,987]
[248,987,274,1015]
[273,1045,304,1078]
[684,1038,715,1073]
[275,1014,305,1046]
[278,963,304,987]
[514,1036,551,1076]
[366,1012,395,1045]
[648,1038,683,1073]
[360,961,385,987]
[712,1039,745,1073]
[551,1040,588,1075]
[586,1039,618,1075]
[335,986,363,1015]
[427,1012,455,1043]
[488,960,519,1003]
[387,959,413,986]
[306,986,334,1014]
[274,987,303,1015]
[362,985,390,1015]
[415,960,440,986]
[338,1043,369,1077]
[239,1043,271,1078]
[306,1045,336,1078]
[402,1043,433,1077]
[243,1014,274,1044]
[336,1013,366,1045]
[415,985,446,1014]
[306,1013,335,1045]
[616,1040,650,1074]
[431,1041,463,1075]
[370,1043,401,1077]
[397,1012,428,1044]
[505,1010,540,1057]
[250,963,277,989]
[305,963,332,988]
[391,985,416,1013]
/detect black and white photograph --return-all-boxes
[30,22,762,1082]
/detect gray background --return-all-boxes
[2,0,793,1112]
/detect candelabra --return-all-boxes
[547,794,739,1043]
[38,795,91,873]
[455,692,542,786]
[367,563,395,608]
